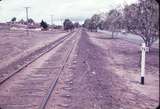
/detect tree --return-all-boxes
[18,19,25,24]
[104,9,123,38]
[28,18,34,24]
[63,19,74,31]
[40,20,48,30]
[90,14,101,32]
[124,0,159,48]
[74,22,80,28]
[83,19,91,29]
[91,14,100,26]
[88,21,97,32]
[11,17,16,23]
[97,20,105,30]
[83,16,99,32]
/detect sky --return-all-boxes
[0,0,137,25]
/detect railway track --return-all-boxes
[39,29,80,109]
[0,31,74,85]
[0,29,80,109]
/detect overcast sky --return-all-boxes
[0,0,137,24]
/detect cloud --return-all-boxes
[0,0,137,24]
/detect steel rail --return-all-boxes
[0,31,75,85]
[39,29,80,109]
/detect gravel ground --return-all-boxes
[0,29,159,109]
[0,30,79,109]
[52,29,159,109]
[0,29,67,69]
[87,31,159,109]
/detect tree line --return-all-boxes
[7,17,80,31]
[83,0,159,48]
[40,19,80,31]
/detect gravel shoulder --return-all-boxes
[87,31,159,109]
[55,29,159,109]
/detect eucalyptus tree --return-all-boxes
[124,0,159,48]
[83,19,91,29]
[104,9,123,38]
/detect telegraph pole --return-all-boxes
[24,7,30,35]
[51,15,54,30]
[51,15,53,25]
[25,7,30,25]
[60,17,63,26]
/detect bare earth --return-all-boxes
[0,29,67,69]
[0,29,159,109]
[51,30,159,109]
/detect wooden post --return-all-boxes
[24,7,30,36]
[140,43,149,84]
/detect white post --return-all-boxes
[140,43,146,84]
